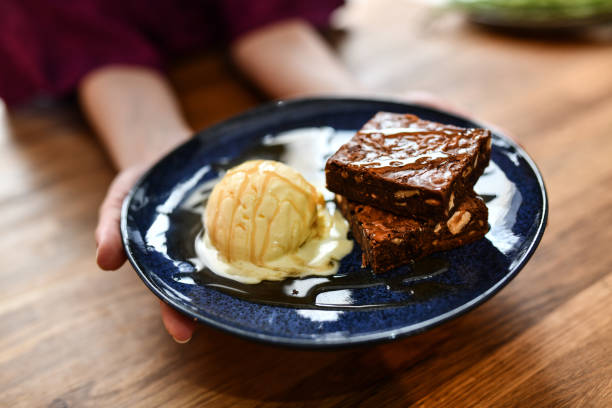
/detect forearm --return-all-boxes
[231,19,364,99]
[78,66,192,170]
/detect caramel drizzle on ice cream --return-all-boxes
[208,160,319,265]
[202,159,353,284]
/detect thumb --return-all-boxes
[96,166,146,270]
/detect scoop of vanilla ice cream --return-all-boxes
[204,160,324,265]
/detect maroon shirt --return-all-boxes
[0,0,342,106]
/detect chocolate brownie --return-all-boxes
[336,193,489,273]
[326,112,491,220]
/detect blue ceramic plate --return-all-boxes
[121,98,547,348]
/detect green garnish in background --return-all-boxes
[452,0,612,22]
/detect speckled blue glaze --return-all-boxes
[121,98,548,348]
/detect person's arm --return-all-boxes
[79,66,192,169]
[231,19,464,114]
[80,66,196,343]
[231,19,363,98]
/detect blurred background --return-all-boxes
[1,0,611,406]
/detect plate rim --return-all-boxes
[120,96,549,348]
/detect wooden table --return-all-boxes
[2,1,611,406]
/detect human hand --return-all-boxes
[95,165,196,343]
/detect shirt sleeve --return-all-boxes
[217,0,344,42]
[0,0,162,106]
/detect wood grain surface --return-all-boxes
[2,1,612,407]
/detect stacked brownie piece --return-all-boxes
[325,112,492,273]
